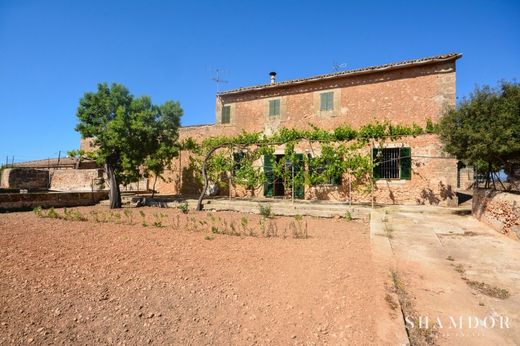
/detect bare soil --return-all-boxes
[1,206,392,345]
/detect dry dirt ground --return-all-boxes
[0,206,399,345]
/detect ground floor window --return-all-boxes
[373,147,411,180]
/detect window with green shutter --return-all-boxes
[268,99,280,117]
[399,147,412,180]
[372,147,412,180]
[221,105,231,124]
[320,91,334,111]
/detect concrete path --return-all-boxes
[371,205,520,345]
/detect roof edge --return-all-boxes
[218,52,462,96]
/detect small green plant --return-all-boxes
[259,217,266,237]
[139,210,147,227]
[211,226,220,234]
[172,214,180,229]
[205,235,214,240]
[344,210,352,221]
[33,206,43,217]
[178,202,189,214]
[123,209,134,224]
[229,221,240,236]
[265,220,278,238]
[112,212,122,224]
[446,255,455,261]
[258,203,272,218]
[65,208,87,221]
[291,216,308,239]
[46,207,60,219]
[152,213,164,228]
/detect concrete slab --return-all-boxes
[371,206,520,345]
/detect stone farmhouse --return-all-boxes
[138,53,465,206]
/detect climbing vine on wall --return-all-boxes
[183,120,434,210]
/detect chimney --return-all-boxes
[269,71,277,84]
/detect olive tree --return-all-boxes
[75,83,182,208]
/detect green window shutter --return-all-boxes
[320,92,334,111]
[320,93,327,111]
[269,99,280,116]
[400,147,412,180]
[222,105,231,124]
[263,155,274,197]
[372,148,381,179]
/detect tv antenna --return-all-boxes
[210,67,229,93]
[332,61,347,72]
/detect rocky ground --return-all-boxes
[0,206,396,345]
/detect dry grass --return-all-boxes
[390,271,437,346]
[465,280,510,299]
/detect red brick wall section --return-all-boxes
[472,189,520,240]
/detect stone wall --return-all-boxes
[50,169,104,191]
[0,191,108,212]
[155,134,458,206]
[0,168,49,190]
[215,61,456,133]
[472,189,520,239]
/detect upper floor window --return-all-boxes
[221,105,231,124]
[268,99,280,117]
[320,91,334,111]
[372,147,412,180]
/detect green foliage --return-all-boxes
[74,83,182,208]
[178,202,189,214]
[33,206,43,217]
[438,81,520,174]
[63,208,88,221]
[344,210,353,221]
[139,210,147,227]
[258,203,272,218]
[46,207,60,219]
[188,121,428,198]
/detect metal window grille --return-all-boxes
[380,148,400,179]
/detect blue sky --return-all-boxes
[1,0,519,163]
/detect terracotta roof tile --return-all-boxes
[218,53,462,96]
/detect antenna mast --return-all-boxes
[210,68,229,93]
[332,61,347,72]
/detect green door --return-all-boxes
[264,155,274,197]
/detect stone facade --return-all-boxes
[473,189,520,240]
[154,54,461,206]
[0,168,50,190]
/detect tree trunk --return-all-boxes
[105,155,122,209]
[151,175,158,198]
[196,145,223,211]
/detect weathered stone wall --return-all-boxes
[215,61,456,133]
[50,169,104,191]
[155,134,458,206]
[0,168,49,190]
[472,189,520,239]
[0,191,108,212]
